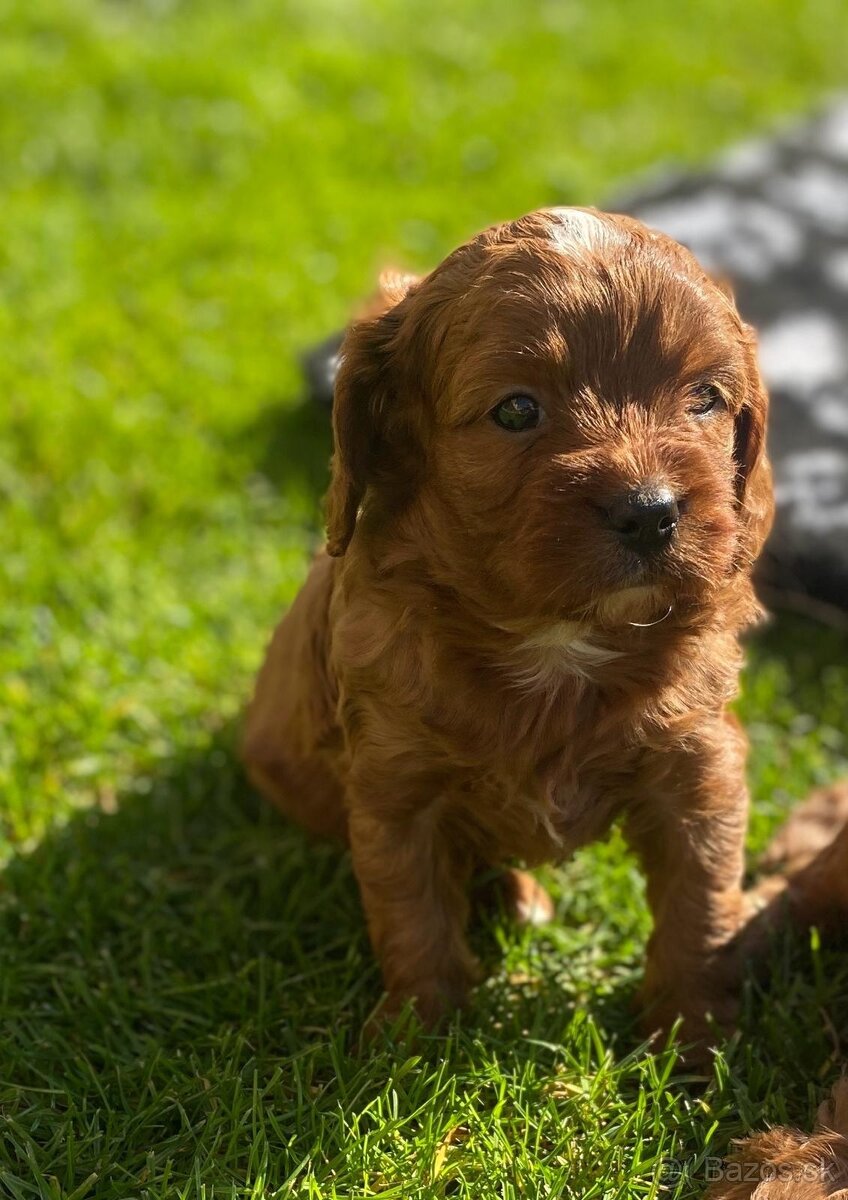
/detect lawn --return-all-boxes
[2,0,848,1196]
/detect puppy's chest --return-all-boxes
[458,696,646,863]
[543,743,640,845]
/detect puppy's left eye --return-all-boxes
[689,385,727,417]
[491,394,542,432]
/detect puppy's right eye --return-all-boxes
[688,384,727,417]
[491,394,542,432]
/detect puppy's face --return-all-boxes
[328,209,773,631]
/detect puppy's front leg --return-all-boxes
[348,798,481,1028]
[625,715,750,1053]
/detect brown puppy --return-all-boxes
[242,208,774,1047]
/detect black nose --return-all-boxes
[605,486,680,552]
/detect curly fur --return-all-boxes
[243,207,775,1043]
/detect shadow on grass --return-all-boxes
[0,726,635,1058]
[1,616,846,1192]
[244,394,333,503]
[0,726,641,1191]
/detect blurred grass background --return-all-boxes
[1,1,847,1196]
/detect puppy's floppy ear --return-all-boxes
[734,327,774,561]
[325,273,420,556]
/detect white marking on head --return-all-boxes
[546,207,622,255]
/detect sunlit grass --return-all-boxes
[1,1,847,1195]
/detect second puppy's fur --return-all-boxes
[243,208,773,1049]
[703,789,848,1199]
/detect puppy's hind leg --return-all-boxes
[474,867,555,927]
[760,782,848,877]
[241,553,349,843]
[762,811,848,934]
[243,749,349,844]
[789,817,848,928]
[731,799,848,970]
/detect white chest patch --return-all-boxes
[510,622,623,691]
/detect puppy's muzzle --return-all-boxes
[605,484,680,554]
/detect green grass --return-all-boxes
[1,0,848,1195]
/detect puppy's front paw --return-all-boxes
[637,978,740,1067]
[365,960,482,1041]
